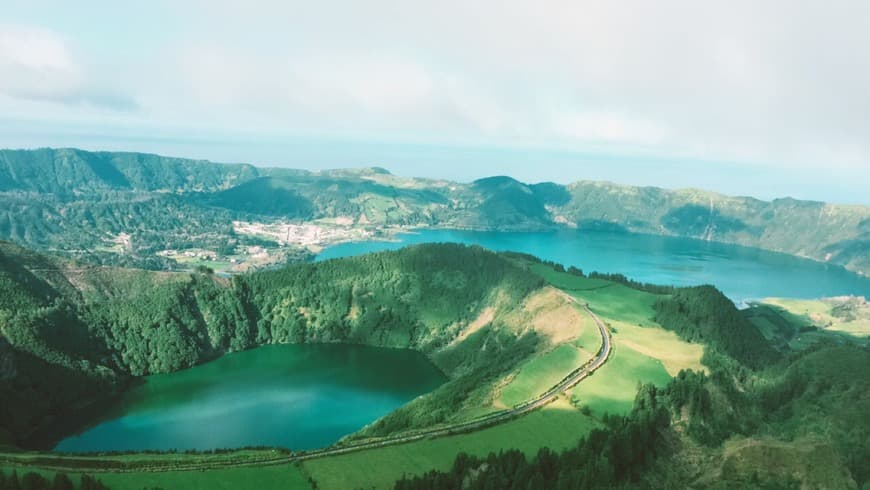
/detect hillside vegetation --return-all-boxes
[1,148,868,275]
[0,241,552,448]
[391,261,870,490]
[1,244,868,489]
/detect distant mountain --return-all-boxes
[0,147,260,194]
[0,148,867,275]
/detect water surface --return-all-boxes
[318,229,870,302]
[55,344,446,452]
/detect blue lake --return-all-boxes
[317,229,870,303]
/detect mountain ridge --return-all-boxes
[1,147,867,275]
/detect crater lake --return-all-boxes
[54,344,446,452]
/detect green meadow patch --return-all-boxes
[498,344,590,407]
[570,342,672,416]
[302,401,598,490]
[762,297,870,337]
[526,263,612,291]
[526,262,663,326]
[609,320,706,375]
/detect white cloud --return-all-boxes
[156,1,870,170]
[1,0,869,188]
[554,112,669,146]
[0,25,82,100]
[0,23,135,109]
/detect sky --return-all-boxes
[1,1,868,203]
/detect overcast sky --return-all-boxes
[1,1,868,203]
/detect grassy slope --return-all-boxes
[745,298,870,352]
[534,264,699,415]
[303,400,597,490]
[608,320,706,376]
[570,342,672,416]
[498,343,588,407]
[305,263,704,489]
[763,297,870,337]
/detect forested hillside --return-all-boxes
[0,241,545,448]
[2,240,867,487]
[396,275,870,489]
[652,286,779,369]
[1,148,867,275]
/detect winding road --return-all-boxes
[294,296,612,462]
[0,296,612,473]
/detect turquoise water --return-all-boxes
[317,229,870,302]
[54,344,446,452]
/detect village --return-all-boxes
[155,221,396,273]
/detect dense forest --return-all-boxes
[0,241,545,447]
[652,286,780,369]
[1,148,868,274]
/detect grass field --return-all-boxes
[530,262,699,414]
[608,320,706,376]
[745,300,870,351]
[498,344,590,407]
[302,399,598,490]
[573,284,661,326]
[572,317,603,355]
[570,342,673,416]
[528,263,662,326]
[762,297,870,337]
[0,464,311,490]
[527,263,612,291]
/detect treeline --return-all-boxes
[0,470,109,490]
[586,272,675,294]
[242,243,542,350]
[652,286,779,369]
[502,252,675,294]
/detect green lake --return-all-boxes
[54,344,446,452]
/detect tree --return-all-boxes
[7,470,21,490]
[51,473,73,490]
[20,473,48,490]
[80,475,109,490]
